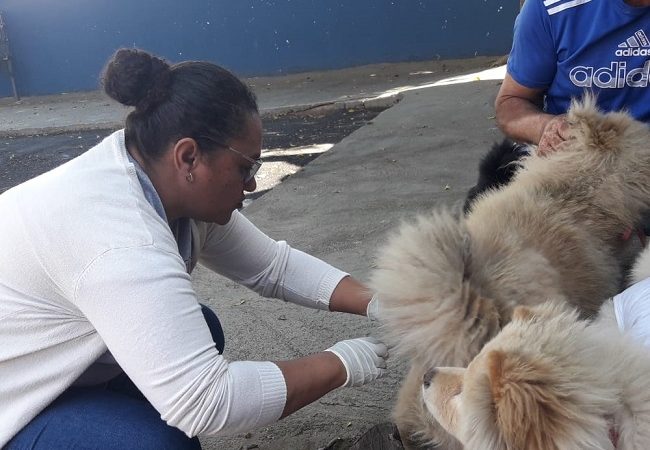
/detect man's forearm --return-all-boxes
[495,96,555,145]
[494,73,554,145]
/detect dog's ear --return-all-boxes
[487,350,567,450]
[512,302,578,323]
[512,305,535,321]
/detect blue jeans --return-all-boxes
[7,305,224,450]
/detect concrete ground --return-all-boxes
[194,59,506,450]
[0,56,508,449]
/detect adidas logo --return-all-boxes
[616,29,650,56]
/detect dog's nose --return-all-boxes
[423,368,438,388]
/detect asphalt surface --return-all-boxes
[0,106,385,194]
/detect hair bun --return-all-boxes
[102,48,172,110]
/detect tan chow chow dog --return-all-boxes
[421,300,650,450]
[370,97,650,448]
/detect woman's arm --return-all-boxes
[328,275,372,316]
[276,337,388,417]
[276,352,346,418]
[76,245,387,437]
[198,212,361,312]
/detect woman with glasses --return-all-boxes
[0,48,387,449]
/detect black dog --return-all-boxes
[463,139,530,214]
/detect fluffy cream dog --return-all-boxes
[421,300,650,450]
[370,97,650,448]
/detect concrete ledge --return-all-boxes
[0,93,404,138]
[0,57,502,138]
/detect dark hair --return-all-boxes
[101,48,258,161]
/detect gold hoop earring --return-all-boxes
[186,172,194,183]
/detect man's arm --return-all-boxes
[495,73,571,154]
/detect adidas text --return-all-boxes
[615,48,650,57]
[570,60,650,88]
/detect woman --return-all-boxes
[0,48,387,449]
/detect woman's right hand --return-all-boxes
[325,337,388,387]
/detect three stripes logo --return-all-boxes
[616,30,650,57]
[544,0,593,16]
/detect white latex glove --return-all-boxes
[325,337,388,387]
[366,292,381,321]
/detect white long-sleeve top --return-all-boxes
[0,130,348,446]
[614,277,650,349]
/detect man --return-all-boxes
[496,0,650,155]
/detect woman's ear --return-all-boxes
[171,137,200,173]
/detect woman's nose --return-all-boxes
[244,177,257,192]
[423,368,438,388]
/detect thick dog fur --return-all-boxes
[421,300,650,450]
[463,139,528,214]
[370,97,650,448]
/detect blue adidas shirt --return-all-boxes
[508,0,650,122]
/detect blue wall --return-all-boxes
[0,1,518,97]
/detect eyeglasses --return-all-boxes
[199,136,263,183]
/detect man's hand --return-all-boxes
[537,114,572,156]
